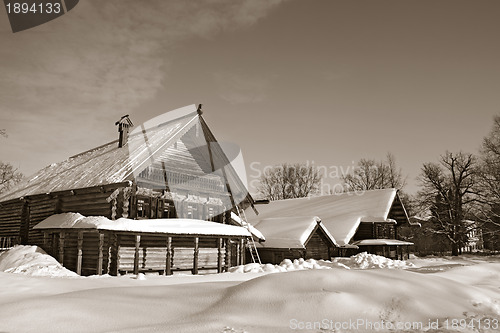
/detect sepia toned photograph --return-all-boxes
[1,1,500,332]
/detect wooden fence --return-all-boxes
[0,236,19,251]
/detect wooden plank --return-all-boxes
[193,237,199,275]
[166,236,172,276]
[224,239,230,272]
[239,238,245,265]
[43,232,49,250]
[58,232,65,264]
[97,233,104,275]
[76,231,83,275]
[236,241,241,266]
[109,233,119,276]
[133,235,140,275]
[217,238,222,273]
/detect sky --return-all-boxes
[1,0,500,196]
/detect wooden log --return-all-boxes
[58,232,65,264]
[97,233,104,275]
[236,241,241,266]
[224,239,230,272]
[166,236,172,276]
[76,231,83,275]
[217,238,223,273]
[43,232,49,251]
[109,233,118,276]
[133,235,140,275]
[239,238,245,265]
[193,237,199,275]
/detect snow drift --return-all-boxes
[0,245,77,277]
[229,252,414,273]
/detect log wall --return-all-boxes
[257,248,305,265]
[60,192,112,217]
[352,222,396,241]
[0,200,24,239]
[0,183,128,247]
[116,234,226,274]
[28,197,58,246]
[305,228,332,260]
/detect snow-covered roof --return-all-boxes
[246,189,401,246]
[34,213,251,237]
[253,216,337,249]
[0,106,199,202]
[351,239,414,246]
[0,105,253,211]
[230,212,265,241]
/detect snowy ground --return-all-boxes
[1,246,500,332]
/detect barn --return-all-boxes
[246,188,414,261]
[0,105,258,275]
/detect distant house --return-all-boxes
[461,220,483,252]
[407,217,483,255]
[246,189,414,263]
[0,105,256,275]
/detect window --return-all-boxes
[207,207,214,221]
[159,200,176,218]
[136,197,151,218]
[186,204,198,219]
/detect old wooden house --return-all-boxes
[0,105,257,275]
[250,216,336,264]
[246,188,414,262]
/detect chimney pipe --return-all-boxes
[115,115,134,148]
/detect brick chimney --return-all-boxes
[115,115,134,148]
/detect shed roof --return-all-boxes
[246,189,408,246]
[351,239,414,246]
[252,216,337,249]
[34,213,251,237]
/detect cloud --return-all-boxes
[214,71,270,104]
[0,0,287,173]
[0,0,286,118]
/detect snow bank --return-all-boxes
[0,245,77,277]
[335,252,415,269]
[0,256,499,332]
[228,252,414,273]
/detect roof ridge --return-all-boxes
[70,139,119,159]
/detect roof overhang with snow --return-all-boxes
[351,239,414,246]
[34,213,251,238]
[230,212,265,241]
[252,216,337,249]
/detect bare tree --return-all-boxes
[257,163,322,201]
[418,151,478,256]
[0,130,24,194]
[476,115,500,250]
[0,162,24,194]
[342,152,407,191]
